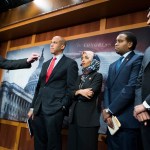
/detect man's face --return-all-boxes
[50,36,65,55]
[147,11,150,26]
[115,34,132,55]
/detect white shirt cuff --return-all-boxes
[108,108,113,114]
[143,101,150,109]
[30,108,34,112]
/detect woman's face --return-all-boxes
[81,53,92,68]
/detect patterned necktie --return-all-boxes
[116,56,124,72]
[46,57,57,82]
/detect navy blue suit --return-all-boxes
[104,51,143,150]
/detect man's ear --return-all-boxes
[128,42,133,49]
[61,44,65,50]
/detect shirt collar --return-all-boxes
[122,51,133,58]
[53,53,63,61]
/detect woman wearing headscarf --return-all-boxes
[68,50,103,150]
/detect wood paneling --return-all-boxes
[0,41,8,82]
[0,42,7,56]
[35,21,100,42]
[0,123,17,149]
[106,10,147,29]
[0,0,91,28]
[1,0,150,42]
[18,128,34,150]
[0,120,108,150]
[10,36,32,48]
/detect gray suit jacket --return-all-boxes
[0,55,31,69]
[135,47,150,105]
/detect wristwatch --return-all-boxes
[105,108,112,115]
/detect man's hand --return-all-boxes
[27,109,34,120]
[106,117,114,129]
[136,111,150,124]
[134,104,146,118]
[27,53,40,63]
[102,109,111,122]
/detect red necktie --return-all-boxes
[46,57,56,82]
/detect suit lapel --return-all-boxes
[110,51,135,87]
[143,47,150,70]
[46,55,66,83]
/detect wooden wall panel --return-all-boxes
[10,36,32,48]
[35,21,100,42]
[0,42,7,56]
[0,0,91,28]
[18,128,34,150]
[0,41,8,82]
[0,124,17,149]
[106,10,147,29]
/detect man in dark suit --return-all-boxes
[102,31,143,150]
[0,53,39,69]
[134,8,150,150]
[28,36,78,150]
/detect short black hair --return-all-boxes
[119,31,137,50]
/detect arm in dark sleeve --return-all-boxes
[77,73,103,101]
[0,56,31,70]
[61,60,78,108]
[109,55,143,114]
[103,67,111,109]
[134,65,143,106]
[30,71,42,108]
[89,73,103,93]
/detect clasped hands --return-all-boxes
[134,104,150,126]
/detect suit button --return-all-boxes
[78,100,81,103]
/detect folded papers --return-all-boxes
[108,115,121,135]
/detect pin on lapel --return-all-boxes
[89,77,92,80]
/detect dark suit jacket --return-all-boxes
[69,71,103,127]
[135,47,150,105]
[104,51,143,128]
[0,56,31,69]
[31,55,78,115]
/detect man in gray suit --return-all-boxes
[134,7,150,150]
